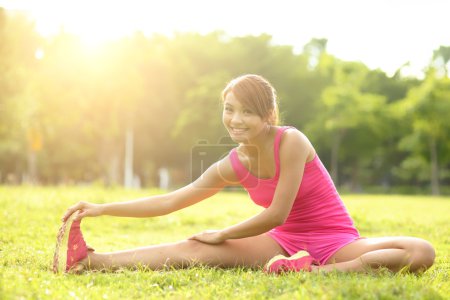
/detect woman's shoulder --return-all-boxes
[277,126,308,142]
[278,126,316,161]
[274,125,303,135]
[216,152,242,186]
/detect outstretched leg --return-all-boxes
[80,233,288,271]
[315,237,435,273]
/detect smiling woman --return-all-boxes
[49,74,436,276]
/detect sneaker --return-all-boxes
[264,251,318,274]
[52,211,94,273]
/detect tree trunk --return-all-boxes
[26,150,37,184]
[330,131,341,185]
[350,164,362,193]
[429,136,440,195]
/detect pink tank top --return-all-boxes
[229,126,358,234]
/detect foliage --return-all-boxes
[0,9,449,194]
[392,71,450,194]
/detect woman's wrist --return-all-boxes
[98,203,108,216]
[219,229,230,240]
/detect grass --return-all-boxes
[0,186,449,299]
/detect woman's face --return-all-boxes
[222,92,267,143]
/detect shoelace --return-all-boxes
[52,212,77,273]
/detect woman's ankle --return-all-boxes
[81,250,98,270]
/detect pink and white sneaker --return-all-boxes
[52,211,94,273]
[264,251,319,274]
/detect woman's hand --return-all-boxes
[62,201,104,222]
[188,230,226,245]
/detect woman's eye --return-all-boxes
[243,110,252,114]
[224,107,232,112]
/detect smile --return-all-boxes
[230,127,249,134]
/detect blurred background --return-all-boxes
[0,0,449,194]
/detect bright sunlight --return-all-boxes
[2,0,450,76]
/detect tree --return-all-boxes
[393,69,450,195]
[0,8,40,183]
[306,59,386,188]
[432,45,450,77]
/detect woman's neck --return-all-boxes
[239,126,277,157]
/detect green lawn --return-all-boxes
[0,186,449,299]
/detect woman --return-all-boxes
[58,74,435,274]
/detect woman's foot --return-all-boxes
[65,219,93,272]
[264,251,318,274]
[53,212,94,273]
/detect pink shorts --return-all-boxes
[268,230,362,265]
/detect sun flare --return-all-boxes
[2,0,449,76]
[3,0,182,48]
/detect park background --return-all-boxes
[0,1,449,194]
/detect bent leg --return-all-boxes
[84,233,288,271]
[315,237,435,273]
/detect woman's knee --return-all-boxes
[408,238,435,271]
[175,239,233,267]
[174,239,213,262]
[176,239,207,253]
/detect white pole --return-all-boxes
[124,128,134,188]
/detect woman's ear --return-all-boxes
[266,109,276,125]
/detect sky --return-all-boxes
[1,0,449,77]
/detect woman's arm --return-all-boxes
[62,157,239,221]
[190,129,312,244]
